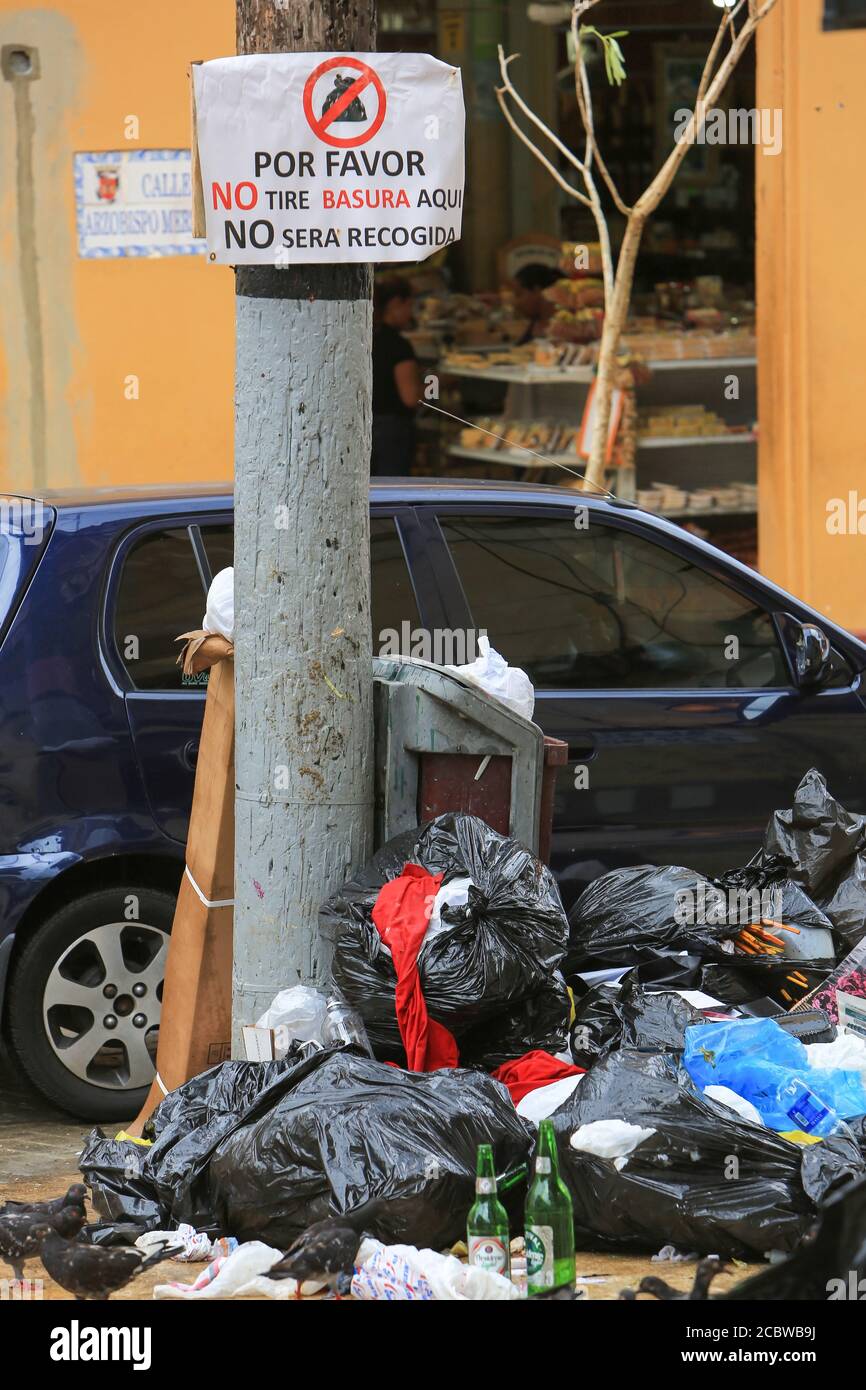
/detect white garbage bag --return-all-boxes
[203,566,234,641]
[446,636,535,721]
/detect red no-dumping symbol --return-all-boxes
[302,56,387,149]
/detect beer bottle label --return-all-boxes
[468,1235,508,1275]
[535,1157,552,1174]
[476,1177,495,1195]
[526,1225,554,1288]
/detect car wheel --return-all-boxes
[7,885,175,1121]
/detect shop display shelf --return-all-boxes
[441,364,595,385]
[638,432,758,450]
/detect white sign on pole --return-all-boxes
[192,52,465,265]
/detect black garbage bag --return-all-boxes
[322,813,569,1060]
[550,1049,864,1258]
[82,1048,532,1251]
[816,852,866,950]
[760,769,866,949]
[569,980,703,1068]
[714,857,836,940]
[723,1173,866,1300]
[79,1131,162,1234]
[81,1050,325,1238]
[458,972,570,1071]
[763,769,866,895]
[208,1051,531,1248]
[565,865,729,973]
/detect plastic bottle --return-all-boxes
[321,994,373,1056]
[781,1078,844,1138]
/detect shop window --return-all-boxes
[824,0,866,29]
[114,528,206,690]
[438,513,787,692]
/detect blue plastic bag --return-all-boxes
[684,1018,866,1136]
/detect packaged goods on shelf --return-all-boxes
[638,404,730,439]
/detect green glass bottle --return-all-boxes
[525,1119,575,1295]
[467,1143,511,1278]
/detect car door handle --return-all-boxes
[182,740,199,770]
[568,739,597,762]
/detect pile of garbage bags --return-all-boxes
[79,771,866,1294]
[552,1047,865,1259]
[567,769,866,1018]
[82,1046,531,1251]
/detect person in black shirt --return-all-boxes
[512,263,559,344]
[371,278,421,476]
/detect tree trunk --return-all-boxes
[585,214,644,490]
[232,0,377,1047]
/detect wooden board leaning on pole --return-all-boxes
[126,630,234,1136]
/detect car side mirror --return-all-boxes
[782,615,832,688]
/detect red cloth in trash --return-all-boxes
[371,863,460,1072]
[491,1050,584,1105]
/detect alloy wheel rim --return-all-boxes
[42,921,167,1091]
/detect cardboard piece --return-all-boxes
[126,632,234,1135]
[241,1026,277,1062]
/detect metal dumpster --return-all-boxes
[373,654,566,862]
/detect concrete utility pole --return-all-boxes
[232,0,377,1048]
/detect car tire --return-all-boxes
[7,885,175,1121]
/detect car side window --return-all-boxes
[438,513,789,691]
[114,528,206,691]
[370,516,421,650]
[201,523,233,578]
[186,516,422,659]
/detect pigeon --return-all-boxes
[629,1256,729,1301]
[266,1204,383,1298]
[0,1206,84,1283]
[40,1232,181,1300]
[0,1182,88,1219]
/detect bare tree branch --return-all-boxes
[637,0,779,218]
[494,85,592,208]
[570,9,632,217]
[498,49,590,181]
[496,46,615,302]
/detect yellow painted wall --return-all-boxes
[757,0,866,633]
[0,0,235,493]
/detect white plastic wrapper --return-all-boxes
[135,1224,233,1263]
[203,566,234,641]
[704,1084,765,1127]
[154,1241,324,1300]
[517,1073,583,1125]
[256,984,329,1057]
[352,1238,519,1301]
[570,1119,656,1170]
[446,636,535,721]
[807,1030,866,1081]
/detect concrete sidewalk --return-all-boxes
[0,1051,117,1191]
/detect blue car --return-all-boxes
[1,478,864,1119]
